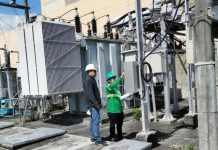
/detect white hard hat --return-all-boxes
[85,64,96,71]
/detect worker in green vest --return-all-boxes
[106,72,125,141]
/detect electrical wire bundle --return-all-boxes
[139,34,167,100]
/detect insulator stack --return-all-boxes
[92,18,97,34]
[87,23,92,36]
[75,15,81,33]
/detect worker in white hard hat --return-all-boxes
[83,64,107,146]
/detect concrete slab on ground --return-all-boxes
[32,134,92,150]
[0,127,66,149]
[157,128,198,149]
[101,139,152,150]
[0,122,14,129]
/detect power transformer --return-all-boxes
[18,20,83,95]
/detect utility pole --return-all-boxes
[195,0,218,149]
[135,0,155,141]
[135,0,149,133]
[24,0,29,23]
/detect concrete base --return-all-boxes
[136,131,156,142]
[159,118,177,124]
[0,121,15,129]
[0,127,66,149]
[159,113,177,124]
[172,106,182,113]
[101,139,152,150]
[33,134,92,150]
[185,113,197,117]
[184,114,198,128]
[148,113,155,122]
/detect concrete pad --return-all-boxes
[0,127,66,149]
[101,139,152,150]
[0,126,31,136]
[0,122,15,129]
[32,134,92,150]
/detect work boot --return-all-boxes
[91,138,96,142]
[95,140,108,146]
[102,136,115,142]
[116,136,123,142]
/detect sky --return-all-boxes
[0,0,41,32]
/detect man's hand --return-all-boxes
[98,104,102,109]
[96,105,100,109]
[95,104,102,109]
[93,101,100,109]
[121,72,125,78]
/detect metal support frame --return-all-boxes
[150,79,157,122]
[6,70,13,108]
[176,52,187,74]
[146,83,154,120]
[160,19,175,122]
[185,22,196,117]
[161,50,175,121]
[20,97,29,126]
[186,63,196,116]
[185,23,197,116]
[171,53,179,111]
[184,0,190,22]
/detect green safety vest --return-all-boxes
[106,77,123,113]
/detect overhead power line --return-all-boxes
[0,17,16,30]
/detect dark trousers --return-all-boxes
[108,112,124,140]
